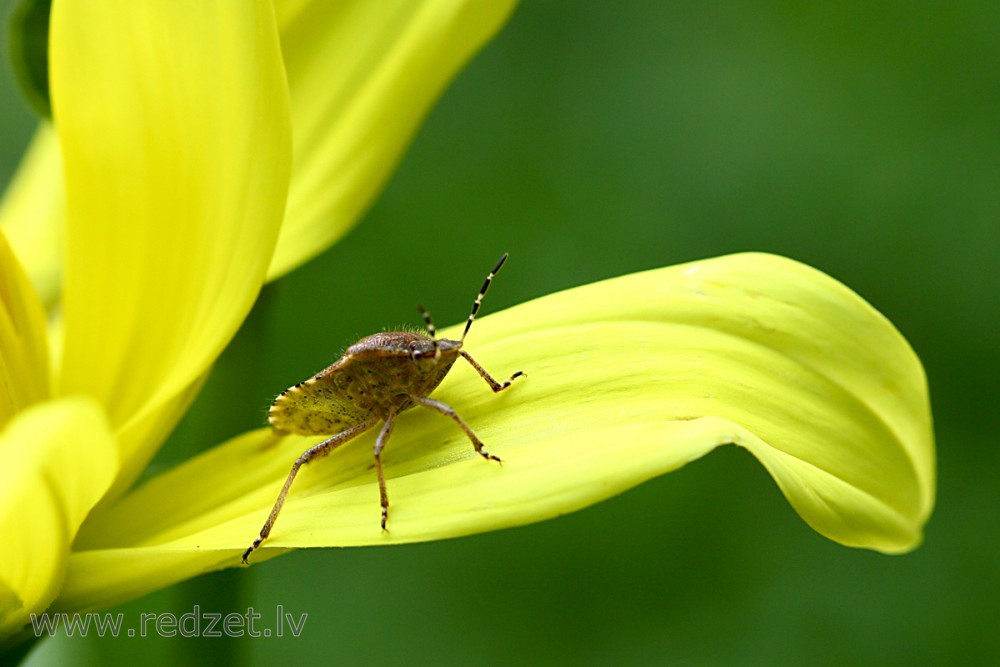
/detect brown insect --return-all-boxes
[242,253,523,563]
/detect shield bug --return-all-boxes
[242,253,523,563]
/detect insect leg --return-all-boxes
[410,395,502,464]
[242,416,378,564]
[373,410,397,530]
[459,350,523,392]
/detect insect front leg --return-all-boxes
[410,395,502,464]
[459,350,523,392]
[373,411,397,531]
[242,417,378,564]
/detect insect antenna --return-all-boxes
[462,252,509,342]
[416,304,440,358]
[417,304,436,337]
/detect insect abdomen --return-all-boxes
[268,375,367,435]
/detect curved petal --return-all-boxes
[0,398,117,642]
[50,0,293,492]
[56,253,934,612]
[0,124,64,312]
[266,0,518,279]
[0,227,49,423]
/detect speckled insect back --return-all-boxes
[243,253,523,564]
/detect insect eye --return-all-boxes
[410,342,440,362]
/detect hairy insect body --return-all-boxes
[269,332,462,431]
[242,254,523,564]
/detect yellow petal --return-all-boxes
[50,0,292,493]
[56,253,934,612]
[0,227,49,424]
[0,124,64,312]
[0,398,117,642]
[266,0,518,279]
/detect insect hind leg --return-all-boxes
[243,417,378,564]
[410,395,502,463]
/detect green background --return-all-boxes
[4,2,998,665]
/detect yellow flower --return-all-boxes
[0,0,517,647]
[49,249,937,618]
[1,0,935,652]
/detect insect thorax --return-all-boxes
[268,332,462,435]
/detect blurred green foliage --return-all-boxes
[3,1,998,665]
